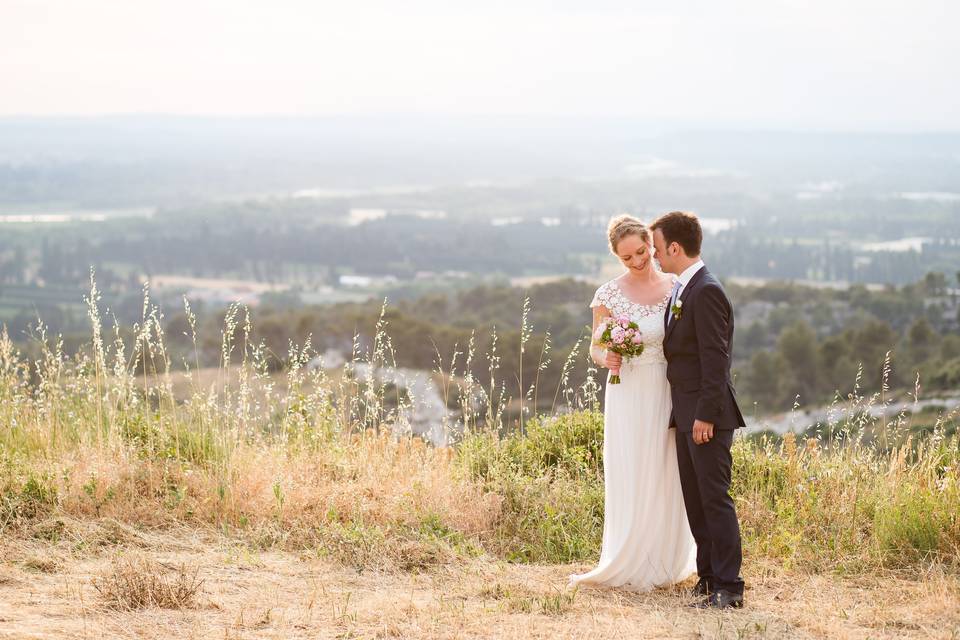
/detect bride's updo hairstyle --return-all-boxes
[607,214,650,253]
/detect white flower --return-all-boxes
[671,299,684,319]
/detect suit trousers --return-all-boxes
[675,427,744,595]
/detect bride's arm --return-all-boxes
[591,306,621,370]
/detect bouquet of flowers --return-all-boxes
[593,314,645,384]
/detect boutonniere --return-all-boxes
[670,299,683,320]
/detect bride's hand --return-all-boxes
[604,351,622,370]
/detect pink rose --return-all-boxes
[632,333,643,344]
[613,333,625,344]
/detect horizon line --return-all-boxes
[1,113,958,136]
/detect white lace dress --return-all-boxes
[568,277,696,591]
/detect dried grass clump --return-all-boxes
[92,554,203,610]
[22,555,61,573]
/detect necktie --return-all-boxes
[668,280,682,323]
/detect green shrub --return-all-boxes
[1,470,59,525]
[459,411,603,481]
[875,486,950,560]
[457,412,605,563]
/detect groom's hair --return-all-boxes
[650,211,702,257]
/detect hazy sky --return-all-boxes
[3,0,958,130]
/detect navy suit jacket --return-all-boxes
[663,267,745,432]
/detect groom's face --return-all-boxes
[652,229,675,274]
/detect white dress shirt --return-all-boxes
[674,259,705,299]
[668,259,705,323]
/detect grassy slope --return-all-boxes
[1,282,959,639]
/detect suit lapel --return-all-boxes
[665,266,708,343]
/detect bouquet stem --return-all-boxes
[609,370,621,384]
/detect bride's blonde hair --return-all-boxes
[607,214,650,253]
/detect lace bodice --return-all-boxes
[590,278,675,366]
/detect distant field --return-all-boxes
[148,275,292,293]
[0,284,87,325]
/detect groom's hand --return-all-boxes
[692,420,714,445]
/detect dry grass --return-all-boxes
[4,432,500,572]
[0,530,958,639]
[91,554,203,610]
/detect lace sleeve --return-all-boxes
[590,282,613,309]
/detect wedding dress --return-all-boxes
[568,277,696,591]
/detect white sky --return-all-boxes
[2,0,958,130]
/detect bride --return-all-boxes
[569,214,696,591]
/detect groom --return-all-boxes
[651,211,746,609]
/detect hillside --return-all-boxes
[1,289,958,639]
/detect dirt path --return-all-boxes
[1,526,957,640]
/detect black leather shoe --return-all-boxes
[690,577,713,598]
[688,589,744,609]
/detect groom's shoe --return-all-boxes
[690,577,713,599]
[688,589,743,610]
